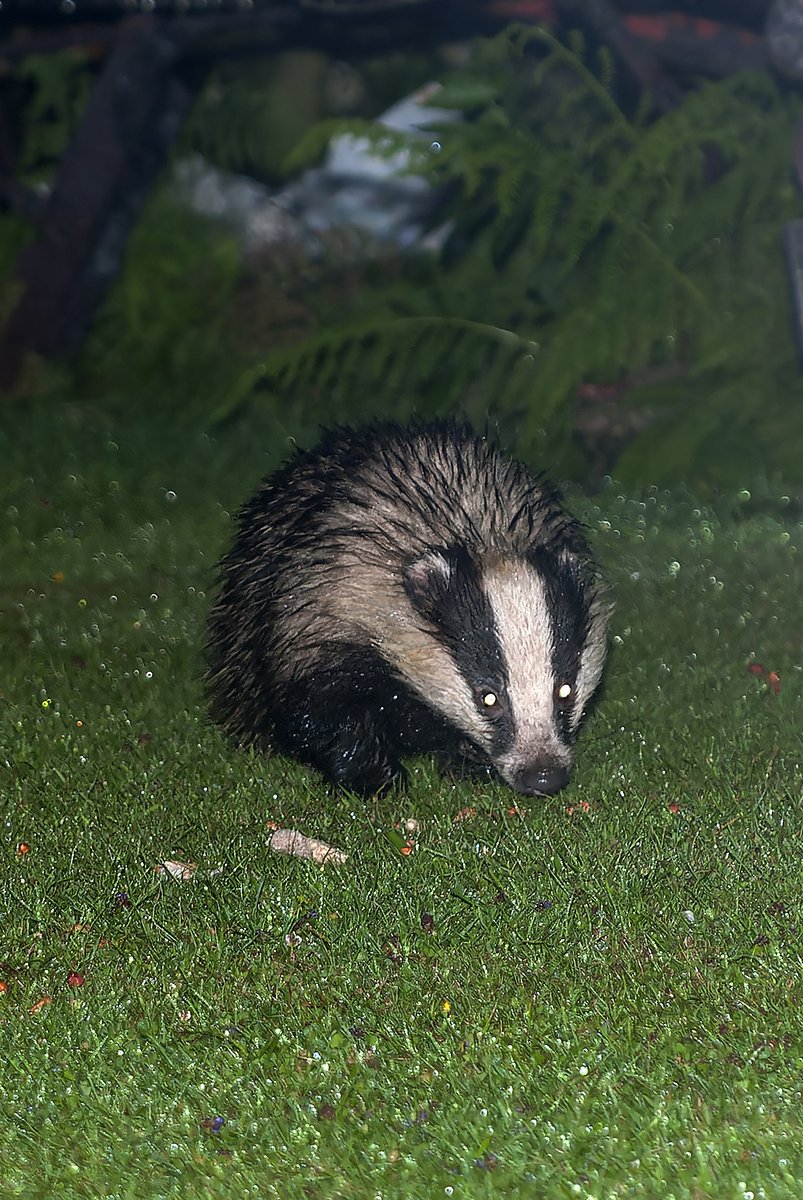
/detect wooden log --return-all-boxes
[0,18,190,388]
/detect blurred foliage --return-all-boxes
[13,49,91,178]
[181,52,334,183]
[0,214,30,324]
[234,27,803,487]
[181,48,436,181]
[78,196,244,410]
[2,29,802,488]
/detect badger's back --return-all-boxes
[207,420,609,795]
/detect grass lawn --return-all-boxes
[1,403,802,1199]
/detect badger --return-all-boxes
[206,420,609,797]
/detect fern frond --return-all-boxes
[214,315,538,425]
[125,26,800,487]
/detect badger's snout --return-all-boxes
[510,760,570,796]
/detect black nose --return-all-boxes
[514,763,570,796]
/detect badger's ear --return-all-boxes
[403,549,456,620]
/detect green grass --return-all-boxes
[1,404,802,1199]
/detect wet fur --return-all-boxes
[206,420,609,795]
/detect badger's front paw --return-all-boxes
[327,716,402,796]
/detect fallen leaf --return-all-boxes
[565,800,591,816]
[30,996,52,1014]
[268,828,347,867]
[67,972,85,987]
[453,807,477,823]
[154,859,197,882]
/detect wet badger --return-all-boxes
[207,420,609,796]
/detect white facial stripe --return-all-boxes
[322,555,493,750]
[482,560,567,772]
[380,627,490,746]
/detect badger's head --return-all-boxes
[402,545,608,795]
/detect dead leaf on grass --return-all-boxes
[154,859,197,882]
[268,828,347,867]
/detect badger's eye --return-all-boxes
[476,687,506,715]
[555,682,573,704]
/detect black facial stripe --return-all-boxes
[447,581,513,756]
[527,546,591,698]
[405,545,513,754]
